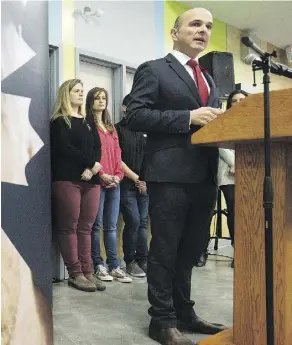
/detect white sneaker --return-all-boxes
[110,267,132,283]
[95,265,113,282]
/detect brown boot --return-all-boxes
[149,327,195,345]
[68,275,96,292]
[177,316,227,335]
[84,274,106,291]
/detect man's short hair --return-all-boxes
[122,94,131,107]
[173,15,182,30]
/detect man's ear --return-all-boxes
[171,28,179,42]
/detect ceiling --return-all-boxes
[181,1,292,49]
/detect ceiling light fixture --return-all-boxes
[73,6,104,23]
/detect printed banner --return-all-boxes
[1,1,53,344]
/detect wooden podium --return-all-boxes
[191,88,292,345]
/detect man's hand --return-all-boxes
[229,165,235,175]
[81,169,93,181]
[190,107,224,126]
[91,162,102,175]
[136,180,147,194]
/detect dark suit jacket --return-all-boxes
[126,53,219,184]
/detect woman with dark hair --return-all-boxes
[218,89,248,268]
[86,87,132,283]
[226,89,248,109]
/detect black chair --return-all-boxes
[211,189,230,250]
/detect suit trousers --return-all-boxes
[147,178,217,329]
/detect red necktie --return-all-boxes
[187,59,209,106]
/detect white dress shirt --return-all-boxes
[170,50,210,93]
[170,50,210,125]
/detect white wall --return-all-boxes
[74,1,158,67]
[48,1,62,47]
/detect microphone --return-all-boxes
[241,36,266,58]
[244,53,292,79]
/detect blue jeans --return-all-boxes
[120,183,149,264]
[91,185,120,271]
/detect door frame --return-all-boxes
[75,49,136,123]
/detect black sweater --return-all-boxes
[51,116,101,184]
[115,117,147,186]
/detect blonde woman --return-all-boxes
[51,79,105,292]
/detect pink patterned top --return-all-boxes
[98,129,124,181]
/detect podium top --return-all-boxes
[191,88,292,148]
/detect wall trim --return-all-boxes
[75,49,137,123]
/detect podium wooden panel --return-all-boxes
[193,89,292,345]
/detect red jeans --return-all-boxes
[52,181,100,277]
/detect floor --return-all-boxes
[53,241,233,345]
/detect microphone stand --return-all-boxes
[252,50,277,345]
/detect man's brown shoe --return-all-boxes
[177,316,227,335]
[149,327,195,345]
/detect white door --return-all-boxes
[79,61,114,117]
[126,71,135,95]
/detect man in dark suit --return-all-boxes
[126,8,227,345]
